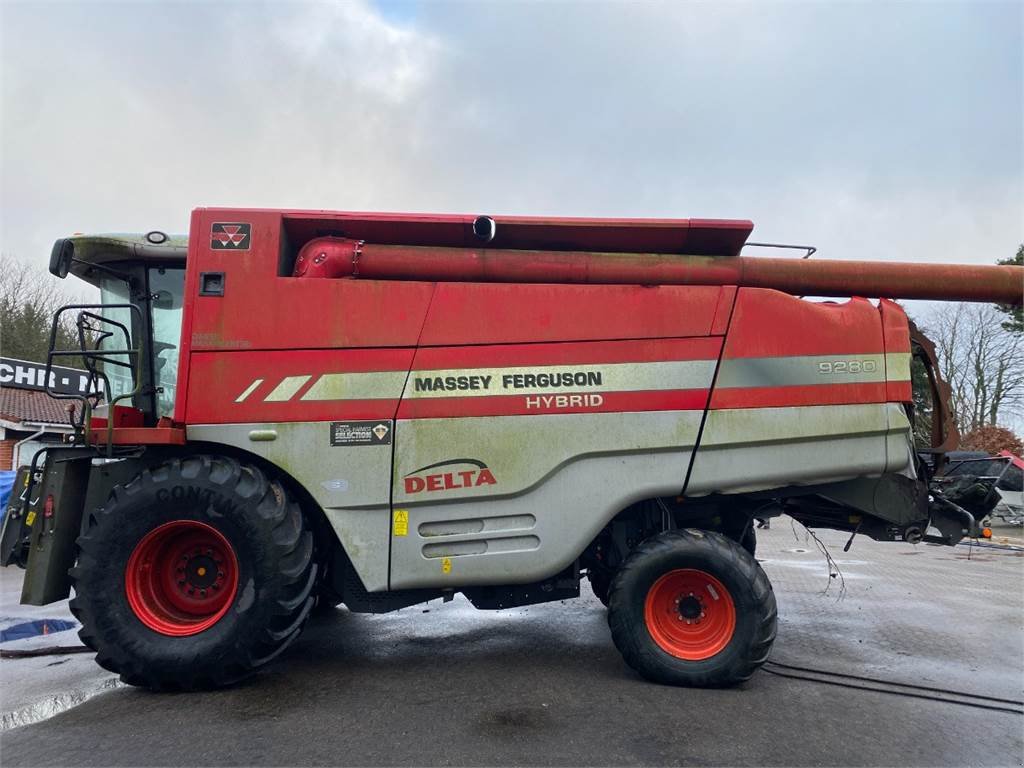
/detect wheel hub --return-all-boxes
[125,521,239,637]
[676,594,704,621]
[644,569,737,661]
[180,552,222,592]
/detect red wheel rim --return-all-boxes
[644,568,736,660]
[125,521,239,637]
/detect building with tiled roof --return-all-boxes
[0,358,77,469]
[0,387,74,426]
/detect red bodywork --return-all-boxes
[158,208,919,433]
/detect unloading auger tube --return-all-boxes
[293,237,1023,304]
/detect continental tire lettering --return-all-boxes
[154,485,239,515]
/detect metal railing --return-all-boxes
[44,304,143,453]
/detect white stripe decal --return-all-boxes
[242,353,912,405]
[235,378,264,403]
[716,354,888,388]
[302,371,409,402]
[402,360,716,399]
[885,352,911,382]
[264,375,312,402]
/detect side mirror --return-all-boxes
[49,239,74,278]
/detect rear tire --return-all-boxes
[70,455,316,690]
[607,528,776,687]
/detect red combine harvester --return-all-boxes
[2,209,1020,690]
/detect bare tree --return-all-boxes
[920,302,1024,435]
[0,255,82,363]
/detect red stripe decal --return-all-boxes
[399,389,710,419]
[189,398,399,425]
[886,381,912,402]
[710,382,889,409]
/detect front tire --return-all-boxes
[607,529,776,687]
[70,455,316,690]
[587,568,612,607]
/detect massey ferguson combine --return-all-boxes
[2,209,1021,690]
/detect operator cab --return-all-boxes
[48,232,187,431]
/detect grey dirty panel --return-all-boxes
[687,403,911,496]
[188,422,393,591]
[715,353,887,388]
[390,449,692,589]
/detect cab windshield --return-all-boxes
[97,267,184,419]
[148,267,184,418]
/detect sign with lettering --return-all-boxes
[0,357,100,397]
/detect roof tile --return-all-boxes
[0,388,74,426]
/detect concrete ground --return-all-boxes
[1,520,1021,766]
[0,566,121,731]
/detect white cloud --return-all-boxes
[1,0,1020,274]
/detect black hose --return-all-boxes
[763,661,1023,715]
[1,646,93,659]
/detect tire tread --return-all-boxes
[69,455,316,690]
[607,528,776,687]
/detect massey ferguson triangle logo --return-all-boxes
[404,459,497,494]
[210,222,251,250]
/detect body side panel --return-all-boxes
[389,326,726,588]
[389,412,704,589]
[185,348,413,425]
[418,284,726,345]
[186,421,394,591]
[688,289,915,497]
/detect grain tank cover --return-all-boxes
[456,216,755,256]
[277,211,754,256]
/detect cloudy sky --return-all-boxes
[1,0,1021,273]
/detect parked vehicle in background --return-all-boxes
[940,452,1024,526]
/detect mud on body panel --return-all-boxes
[187,422,394,591]
[389,411,704,589]
[685,403,914,497]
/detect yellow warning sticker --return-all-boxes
[392,509,409,537]
[25,510,36,527]
[441,557,452,574]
